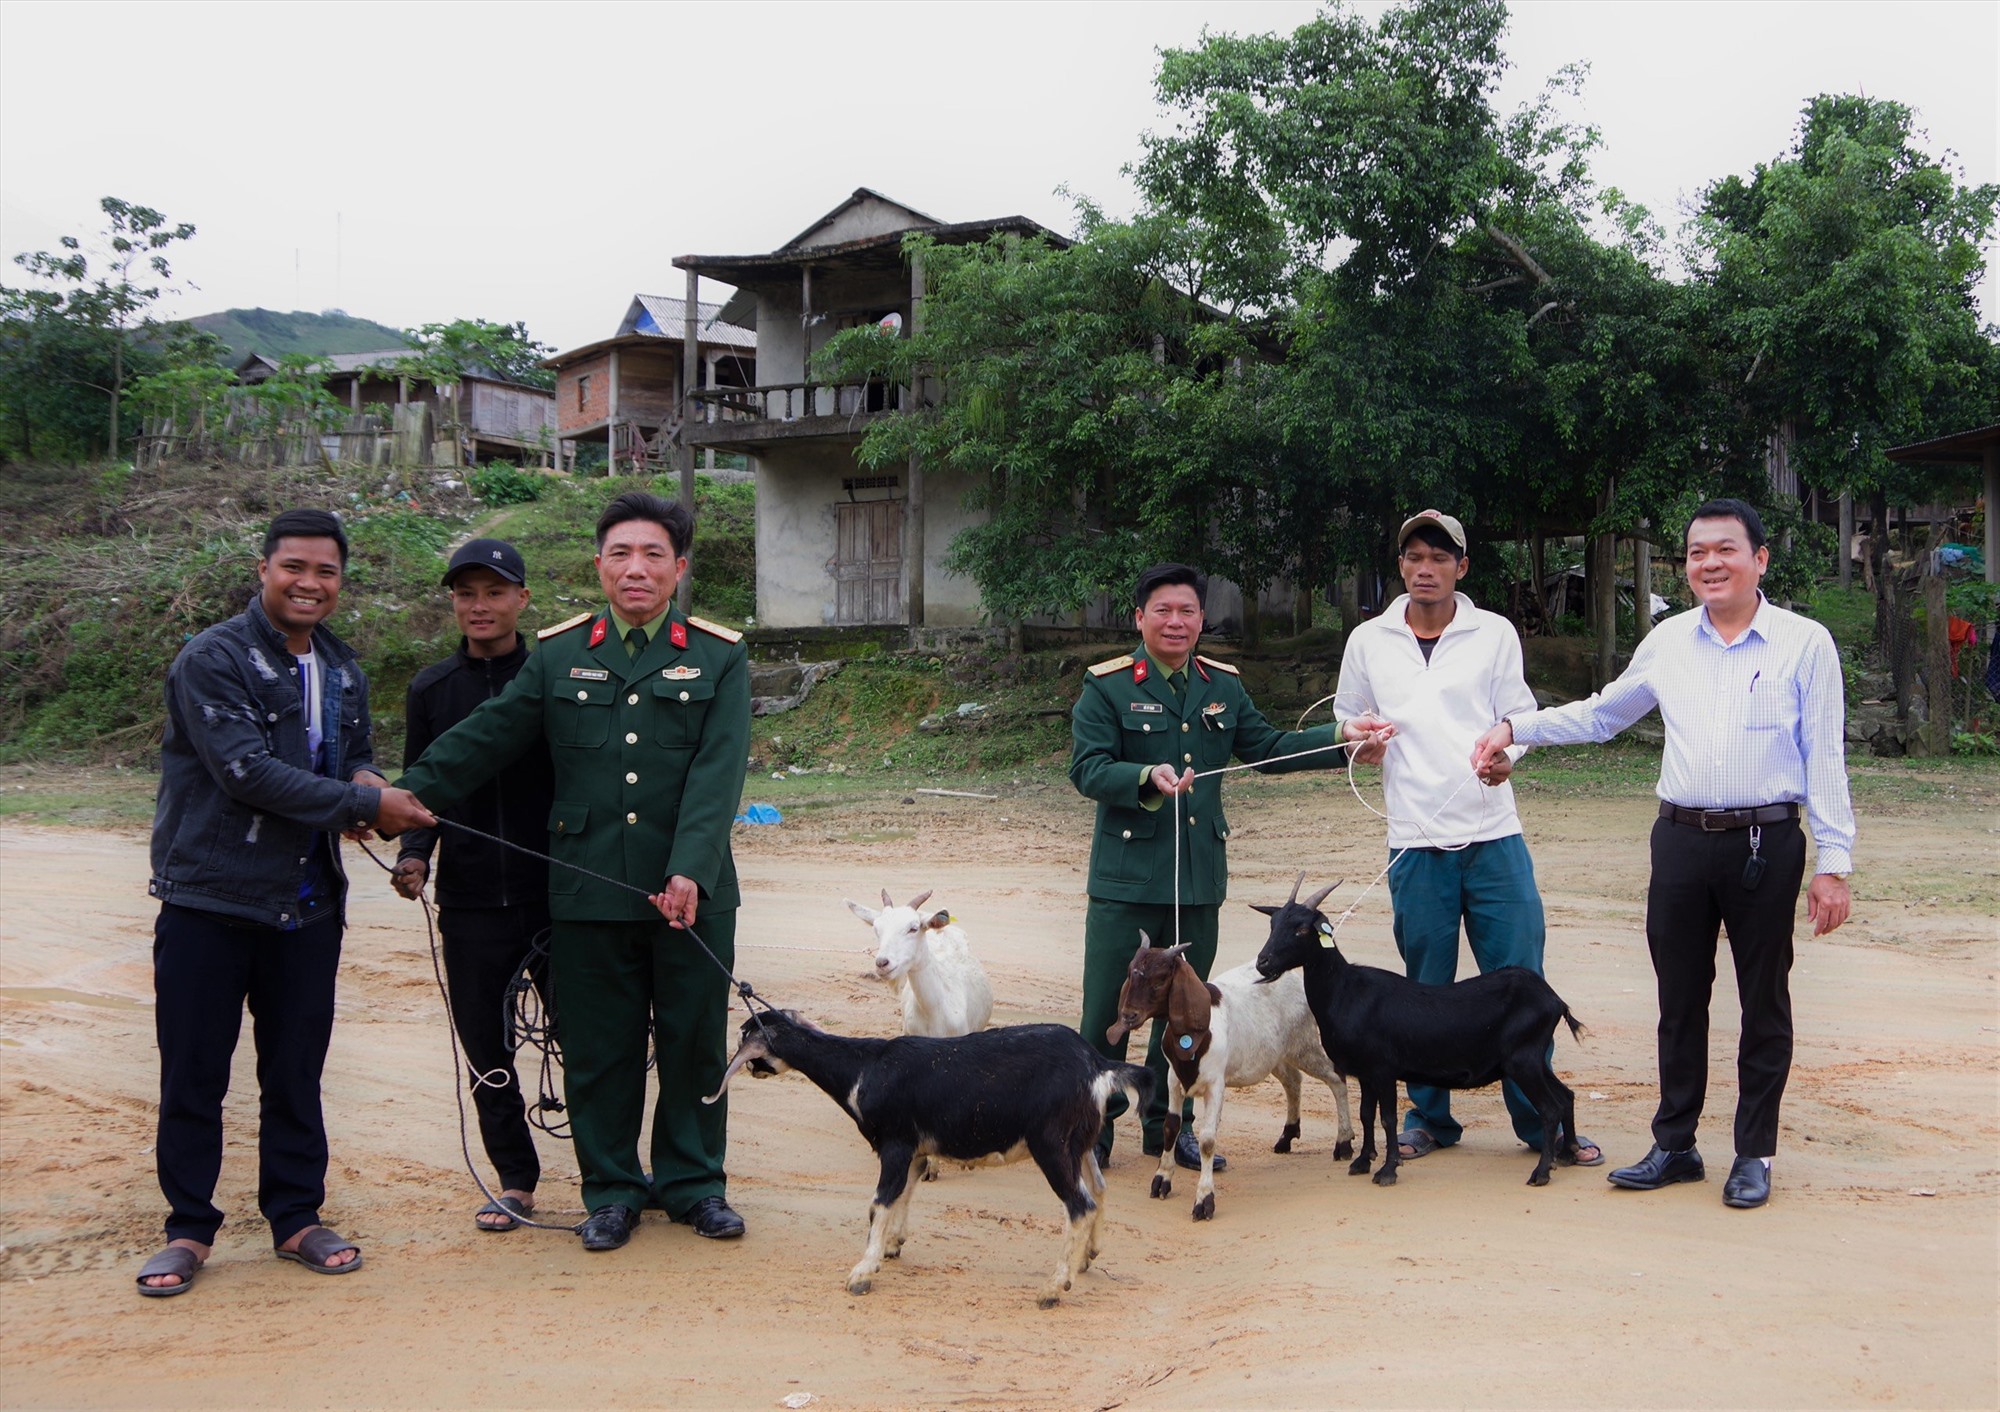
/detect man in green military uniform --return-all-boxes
[1072,562,1345,1171]
[397,491,750,1252]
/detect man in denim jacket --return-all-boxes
[136,509,433,1296]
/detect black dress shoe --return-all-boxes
[1607,1143,1705,1190]
[677,1195,745,1239]
[578,1203,638,1251]
[1174,1129,1227,1172]
[1723,1155,1771,1209]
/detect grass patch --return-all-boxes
[0,764,158,829]
[1803,582,1876,655]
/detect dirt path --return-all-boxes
[2,780,1995,1409]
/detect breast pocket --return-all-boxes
[1746,683,1790,732]
[552,682,615,748]
[654,677,715,748]
[1120,713,1176,767]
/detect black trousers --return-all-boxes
[439,903,553,1193]
[153,902,342,1247]
[1644,815,1807,1158]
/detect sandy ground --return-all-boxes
[1,775,1996,1411]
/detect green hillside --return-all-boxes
[189,307,409,364]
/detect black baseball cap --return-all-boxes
[441,538,528,586]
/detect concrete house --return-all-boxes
[541,296,756,474]
[674,189,1061,630]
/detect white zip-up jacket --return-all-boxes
[1334,593,1536,849]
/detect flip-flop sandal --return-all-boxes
[475,1195,531,1232]
[1397,1128,1440,1160]
[136,1245,203,1298]
[1557,1135,1606,1167]
[275,1226,363,1275]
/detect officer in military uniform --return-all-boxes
[397,491,750,1252]
[1072,562,1345,1170]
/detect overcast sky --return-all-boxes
[1,0,1993,354]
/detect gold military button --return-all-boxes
[679,690,690,702]
[626,811,638,824]
[625,771,638,785]
[625,732,638,744]
[1141,723,1151,733]
[1121,829,1132,840]
[628,693,639,706]
[1188,814,1197,824]
[1184,753,1192,763]
[1182,722,1190,733]
[576,689,588,700]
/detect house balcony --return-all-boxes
[683,378,924,450]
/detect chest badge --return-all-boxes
[1203,701,1226,717]
[669,620,688,649]
[661,665,702,680]
[569,667,610,681]
[1130,702,1164,714]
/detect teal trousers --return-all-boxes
[1386,834,1550,1147]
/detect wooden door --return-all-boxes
[834,500,905,625]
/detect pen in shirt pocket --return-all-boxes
[1749,669,1761,695]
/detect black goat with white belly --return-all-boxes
[1252,875,1587,1188]
[707,1011,1152,1307]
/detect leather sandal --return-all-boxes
[136,1244,204,1297]
[275,1226,363,1275]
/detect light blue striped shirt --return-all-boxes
[1511,595,1856,875]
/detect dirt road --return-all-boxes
[2,776,1994,1409]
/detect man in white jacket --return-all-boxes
[1335,509,1601,1167]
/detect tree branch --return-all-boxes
[1484,224,1555,288]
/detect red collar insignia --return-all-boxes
[669,620,687,649]
[588,616,608,648]
[1195,658,1211,682]
[1132,658,1149,684]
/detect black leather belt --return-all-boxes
[1658,801,1798,831]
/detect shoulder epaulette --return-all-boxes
[687,615,744,644]
[1196,654,1240,676]
[536,612,592,641]
[1087,654,1135,677]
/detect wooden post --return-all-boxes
[905,249,925,636]
[1838,490,1854,591]
[679,272,699,611]
[1923,551,1951,755]
[1634,519,1653,645]
[1592,481,1617,687]
[1986,445,1999,588]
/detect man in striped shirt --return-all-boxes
[1472,498,1855,1210]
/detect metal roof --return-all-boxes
[1885,423,2000,464]
[627,294,756,350]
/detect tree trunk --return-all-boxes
[109,331,123,457]
[1870,489,1891,660]
[1633,522,1653,646]
[1529,531,1546,633]
[1923,559,1951,756]
[1838,491,1854,591]
[1592,481,1617,687]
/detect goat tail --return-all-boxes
[1560,1006,1587,1044]
[1099,1062,1155,1119]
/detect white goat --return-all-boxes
[1107,938,1356,1221]
[847,888,994,1039]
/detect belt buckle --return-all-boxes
[1699,810,1729,832]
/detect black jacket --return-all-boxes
[149,596,381,928]
[397,635,555,910]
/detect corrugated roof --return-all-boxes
[629,294,756,350]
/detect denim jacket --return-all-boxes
[148,596,383,928]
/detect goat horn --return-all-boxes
[1302,881,1341,911]
[1288,871,1306,903]
[1165,942,1191,958]
[703,1034,770,1105]
[906,889,933,911]
[881,887,894,907]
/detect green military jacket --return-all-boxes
[1069,647,1341,906]
[397,604,751,923]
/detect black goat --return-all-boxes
[707,1011,1152,1307]
[1252,874,1586,1187]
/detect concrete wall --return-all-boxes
[753,268,912,388]
[920,462,984,625]
[797,197,937,248]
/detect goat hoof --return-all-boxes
[846,1278,872,1296]
[1334,1140,1354,1160]
[1347,1156,1372,1176]
[920,1168,939,1183]
[1527,1169,1551,1187]
[1372,1167,1398,1187]
[884,1246,903,1260]
[1192,1194,1214,1222]
[1037,1294,1062,1310]
[1149,1174,1171,1200]
[1273,1136,1294,1154]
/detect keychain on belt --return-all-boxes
[1742,824,1765,890]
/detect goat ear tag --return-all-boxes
[1317,920,1336,947]
[1178,1034,1194,1050]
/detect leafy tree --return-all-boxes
[2,198,198,457]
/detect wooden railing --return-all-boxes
[686,378,916,426]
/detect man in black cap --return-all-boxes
[392,538,559,1231]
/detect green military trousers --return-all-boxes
[550,910,735,1217]
[1079,897,1218,1161]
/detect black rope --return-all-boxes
[502,927,571,1141]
